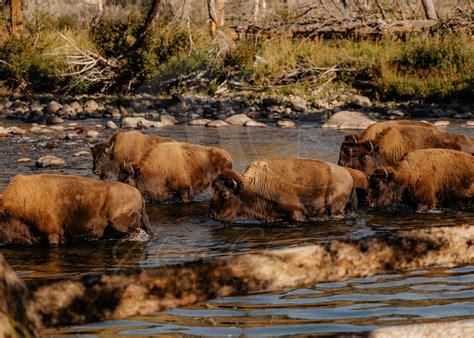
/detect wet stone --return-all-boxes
[36,155,66,168]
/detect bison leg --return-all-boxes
[290,210,307,222]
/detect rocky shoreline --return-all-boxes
[0,93,472,127]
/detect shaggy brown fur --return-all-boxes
[0,174,152,245]
[91,131,174,179]
[119,142,233,203]
[367,149,474,211]
[209,157,356,223]
[338,120,474,175]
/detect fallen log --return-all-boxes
[1,224,474,336]
[232,18,474,40]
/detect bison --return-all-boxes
[338,120,474,176]
[0,174,153,245]
[367,149,474,212]
[209,157,357,224]
[91,130,174,179]
[118,142,233,203]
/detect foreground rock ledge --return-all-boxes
[1,224,474,336]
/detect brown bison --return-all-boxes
[119,142,233,203]
[338,120,474,176]
[367,149,474,212]
[91,130,174,179]
[209,157,357,223]
[0,174,153,245]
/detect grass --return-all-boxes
[0,12,473,102]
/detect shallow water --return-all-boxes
[1,119,474,336]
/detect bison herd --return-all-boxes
[0,120,473,245]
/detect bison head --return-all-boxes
[339,136,380,176]
[209,169,243,224]
[367,167,399,209]
[90,140,117,179]
[118,163,139,188]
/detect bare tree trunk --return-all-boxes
[9,0,22,36]
[421,0,438,19]
[254,0,260,23]
[216,0,225,27]
[207,0,217,37]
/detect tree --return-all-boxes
[9,0,22,36]
[421,0,438,20]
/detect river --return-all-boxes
[1,119,473,336]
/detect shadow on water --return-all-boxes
[1,119,474,336]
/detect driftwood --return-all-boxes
[233,18,474,40]
[1,224,474,336]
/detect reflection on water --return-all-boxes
[1,119,474,336]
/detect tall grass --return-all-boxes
[0,12,472,101]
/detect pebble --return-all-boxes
[86,130,101,138]
[121,117,166,129]
[84,100,99,112]
[434,121,450,127]
[160,114,177,126]
[73,151,91,157]
[16,158,32,163]
[351,95,372,108]
[36,155,66,168]
[106,120,118,129]
[49,126,66,132]
[244,120,268,127]
[65,133,80,140]
[277,120,296,128]
[46,100,61,114]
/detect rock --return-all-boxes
[36,155,66,168]
[244,120,268,127]
[225,114,252,126]
[388,109,405,117]
[0,127,9,137]
[351,95,372,108]
[206,120,229,128]
[84,99,99,112]
[262,98,280,108]
[73,151,90,157]
[16,158,32,163]
[65,133,79,140]
[46,100,61,114]
[277,120,296,128]
[107,106,122,119]
[50,117,64,124]
[466,121,474,127]
[68,122,78,127]
[86,130,101,138]
[288,96,308,112]
[189,119,212,126]
[160,114,177,126]
[121,117,166,129]
[6,126,27,135]
[29,125,44,133]
[70,101,82,112]
[322,111,376,130]
[49,126,66,132]
[434,121,450,127]
[106,120,118,129]
[59,104,77,118]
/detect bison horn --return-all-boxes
[106,141,115,154]
[87,142,94,150]
[122,161,134,176]
[381,166,389,179]
[352,135,357,144]
[230,179,238,190]
[369,140,374,154]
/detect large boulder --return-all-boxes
[206,120,229,128]
[322,111,376,130]
[225,114,252,126]
[189,119,212,126]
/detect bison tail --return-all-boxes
[347,187,358,212]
